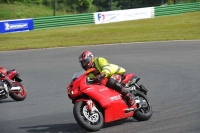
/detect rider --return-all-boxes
[0,66,13,87]
[79,51,135,107]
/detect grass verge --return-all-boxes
[0,11,200,52]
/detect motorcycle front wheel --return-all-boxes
[73,101,104,132]
[9,82,27,101]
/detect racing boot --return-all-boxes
[121,88,135,107]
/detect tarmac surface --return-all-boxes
[0,40,200,133]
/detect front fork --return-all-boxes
[76,99,99,113]
[86,100,94,112]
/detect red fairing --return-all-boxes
[7,70,18,80]
[104,103,136,123]
[70,74,112,108]
[100,77,108,86]
[122,73,136,84]
[0,66,7,77]
[0,66,18,80]
[67,70,137,123]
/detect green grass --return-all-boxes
[0,11,200,52]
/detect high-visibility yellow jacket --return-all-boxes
[94,57,125,78]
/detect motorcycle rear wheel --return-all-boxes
[73,101,104,132]
[133,90,152,121]
[9,82,27,101]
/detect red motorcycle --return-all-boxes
[67,68,152,132]
[0,66,27,101]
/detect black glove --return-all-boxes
[94,72,106,82]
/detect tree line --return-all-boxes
[0,0,198,13]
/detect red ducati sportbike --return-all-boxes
[67,68,152,132]
[0,66,27,101]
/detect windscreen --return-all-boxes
[71,71,85,81]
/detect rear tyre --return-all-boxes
[133,90,152,121]
[73,101,104,132]
[9,82,27,101]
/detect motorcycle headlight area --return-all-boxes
[68,89,74,95]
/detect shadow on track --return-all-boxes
[103,118,138,129]
[19,123,89,133]
[19,119,138,133]
[0,99,15,104]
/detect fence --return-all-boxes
[33,13,94,29]
[33,2,200,30]
[1,2,199,33]
[155,2,200,16]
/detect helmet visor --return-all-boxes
[80,60,88,67]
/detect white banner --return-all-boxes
[94,7,154,24]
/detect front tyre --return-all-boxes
[9,82,27,101]
[73,101,104,132]
[133,90,152,121]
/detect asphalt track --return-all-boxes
[0,40,200,133]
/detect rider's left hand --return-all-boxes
[94,72,106,82]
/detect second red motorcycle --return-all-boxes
[0,66,27,101]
